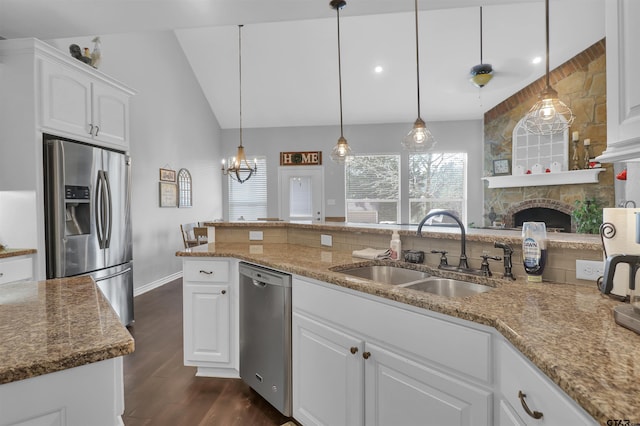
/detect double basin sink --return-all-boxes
[336,265,493,298]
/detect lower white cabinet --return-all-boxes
[496,339,597,426]
[292,277,492,426]
[182,258,238,378]
[0,255,33,285]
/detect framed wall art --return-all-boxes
[159,182,177,207]
[159,168,176,182]
[493,159,510,176]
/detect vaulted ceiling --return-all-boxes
[0,0,605,129]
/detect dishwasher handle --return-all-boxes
[252,279,267,288]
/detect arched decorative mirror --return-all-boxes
[178,168,192,208]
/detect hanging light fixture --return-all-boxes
[329,0,352,164]
[402,0,436,152]
[522,0,574,135]
[469,7,493,88]
[221,24,257,184]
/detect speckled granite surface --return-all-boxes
[179,242,639,425]
[0,275,134,385]
[0,248,37,259]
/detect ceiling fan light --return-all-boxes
[402,117,436,152]
[469,63,493,88]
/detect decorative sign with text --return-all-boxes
[280,151,322,166]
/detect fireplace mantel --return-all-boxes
[482,168,605,189]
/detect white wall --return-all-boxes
[48,31,223,293]
[221,120,484,225]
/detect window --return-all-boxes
[345,154,400,223]
[177,168,192,208]
[228,156,267,220]
[512,119,568,173]
[409,152,467,224]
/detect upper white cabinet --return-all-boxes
[39,54,132,149]
[597,0,640,162]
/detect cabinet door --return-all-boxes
[365,342,491,426]
[498,399,526,426]
[92,83,130,148]
[0,256,33,285]
[292,312,364,426]
[40,60,92,138]
[183,283,230,364]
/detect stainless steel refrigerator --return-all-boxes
[44,137,134,326]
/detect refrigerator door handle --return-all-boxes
[95,170,110,249]
[95,171,105,248]
[94,267,132,282]
[103,171,113,249]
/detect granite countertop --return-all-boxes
[178,242,640,425]
[0,275,134,385]
[0,248,37,259]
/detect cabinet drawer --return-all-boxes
[498,340,596,425]
[184,260,229,283]
[0,257,33,285]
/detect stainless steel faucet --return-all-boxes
[417,210,469,270]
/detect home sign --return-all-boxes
[280,151,322,166]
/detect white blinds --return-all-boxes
[228,157,267,220]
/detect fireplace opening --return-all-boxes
[513,207,572,232]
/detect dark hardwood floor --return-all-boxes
[122,278,291,426]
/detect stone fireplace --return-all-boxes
[503,199,574,232]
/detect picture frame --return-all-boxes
[493,159,510,176]
[159,168,176,182]
[159,182,177,207]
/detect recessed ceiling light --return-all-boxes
[374,65,383,73]
[532,56,542,64]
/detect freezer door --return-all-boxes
[102,149,132,267]
[92,262,134,326]
[44,139,104,278]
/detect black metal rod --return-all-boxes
[238,24,244,147]
[336,6,344,137]
[414,0,421,119]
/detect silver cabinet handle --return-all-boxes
[518,391,543,419]
[199,270,214,275]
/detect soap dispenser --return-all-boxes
[390,231,401,260]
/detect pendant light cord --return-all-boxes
[479,7,483,64]
[414,0,421,119]
[238,24,244,148]
[545,0,550,88]
[336,7,344,138]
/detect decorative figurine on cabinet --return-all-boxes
[91,36,102,69]
[69,44,91,65]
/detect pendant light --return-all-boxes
[402,0,436,152]
[329,0,352,164]
[522,0,574,135]
[469,7,493,88]
[221,24,257,184]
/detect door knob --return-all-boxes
[221,290,226,295]
[362,351,371,360]
[350,346,358,354]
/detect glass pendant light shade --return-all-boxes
[523,86,574,135]
[521,0,574,135]
[330,136,352,164]
[402,117,436,151]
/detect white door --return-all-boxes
[278,166,324,222]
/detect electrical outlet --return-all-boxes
[249,231,263,241]
[575,259,605,280]
[321,234,332,247]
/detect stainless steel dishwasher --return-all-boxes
[239,262,292,416]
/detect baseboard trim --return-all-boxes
[134,271,183,297]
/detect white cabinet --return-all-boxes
[293,312,364,426]
[597,0,640,162]
[182,258,239,378]
[496,338,597,426]
[292,277,492,426]
[0,255,33,285]
[40,59,131,149]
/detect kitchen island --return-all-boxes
[0,275,134,426]
[178,238,639,425]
